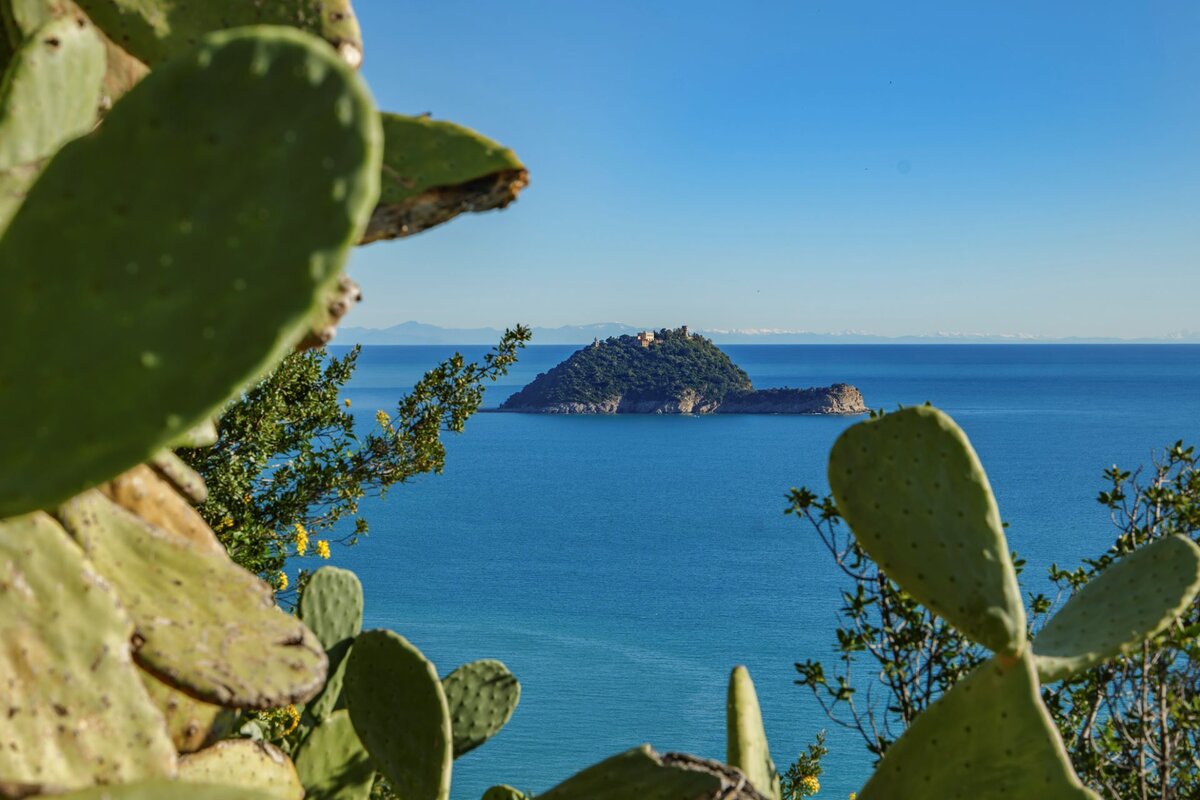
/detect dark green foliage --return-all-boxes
[500,327,750,409]
[179,328,529,578]
[780,732,826,800]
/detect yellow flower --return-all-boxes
[276,571,289,591]
[799,775,820,795]
[344,398,351,407]
[283,704,300,735]
[218,516,234,530]
[293,522,309,556]
[316,539,331,560]
[375,409,391,428]
[849,794,856,800]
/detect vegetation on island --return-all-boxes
[501,326,752,408]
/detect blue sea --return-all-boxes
[329,344,1200,798]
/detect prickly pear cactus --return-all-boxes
[442,659,521,758]
[72,0,363,68]
[725,666,780,800]
[828,405,1027,655]
[858,651,1098,800]
[139,669,227,753]
[100,464,226,556]
[537,746,722,800]
[56,490,327,709]
[1034,533,1200,681]
[300,566,364,722]
[361,113,528,243]
[52,781,278,799]
[0,512,176,794]
[294,710,376,800]
[178,740,303,800]
[343,630,453,800]
[480,786,529,800]
[0,13,105,228]
[0,25,381,517]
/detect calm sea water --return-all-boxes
[329,344,1200,798]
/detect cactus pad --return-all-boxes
[0,26,380,517]
[300,566,364,651]
[100,464,225,556]
[0,13,104,229]
[73,0,363,67]
[481,787,528,800]
[1034,534,1200,681]
[294,710,376,800]
[0,511,176,793]
[538,745,723,800]
[858,651,1097,800]
[443,659,522,758]
[828,405,1027,655]
[140,668,225,753]
[344,630,453,800]
[57,490,328,709]
[54,781,278,799]
[726,666,781,800]
[361,113,528,243]
[178,740,303,800]
[149,450,208,504]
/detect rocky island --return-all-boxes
[498,327,866,415]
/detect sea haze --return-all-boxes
[329,343,1200,798]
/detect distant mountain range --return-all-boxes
[333,321,1200,346]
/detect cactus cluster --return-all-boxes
[828,405,1200,800]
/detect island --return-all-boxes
[497,326,867,414]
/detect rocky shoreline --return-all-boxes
[494,383,866,415]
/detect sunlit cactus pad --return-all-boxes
[0,512,175,793]
[53,780,280,799]
[294,710,376,800]
[828,405,1027,655]
[0,26,380,517]
[73,0,363,67]
[344,630,452,800]
[1034,533,1200,681]
[178,740,303,800]
[56,490,327,709]
[442,659,521,758]
[0,13,105,228]
[858,651,1098,800]
[726,666,780,800]
[100,464,226,557]
[361,113,528,242]
[300,566,364,651]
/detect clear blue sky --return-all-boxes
[347,1,1200,338]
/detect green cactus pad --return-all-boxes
[828,405,1027,655]
[300,566,364,651]
[54,780,279,799]
[0,26,380,517]
[140,668,225,753]
[725,666,781,800]
[0,13,104,171]
[361,113,528,243]
[149,449,208,504]
[307,641,351,722]
[537,745,723,800]
[443,659,521,758]
[100,464,226,557]
[178,740,303,800]
[72,0,363,67]
[1034,534,1200,682]
[344,630,452,800]
[0,511,176,794]
[0,13,104,229]
[57,490,328,709]
[481,787,528,800]
[858,651,1097,800]
[294,710,376,800]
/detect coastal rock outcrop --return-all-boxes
[497,327,867,415]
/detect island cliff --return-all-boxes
[498,327,866,415]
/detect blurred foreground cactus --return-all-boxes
[1,1,1195,798]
